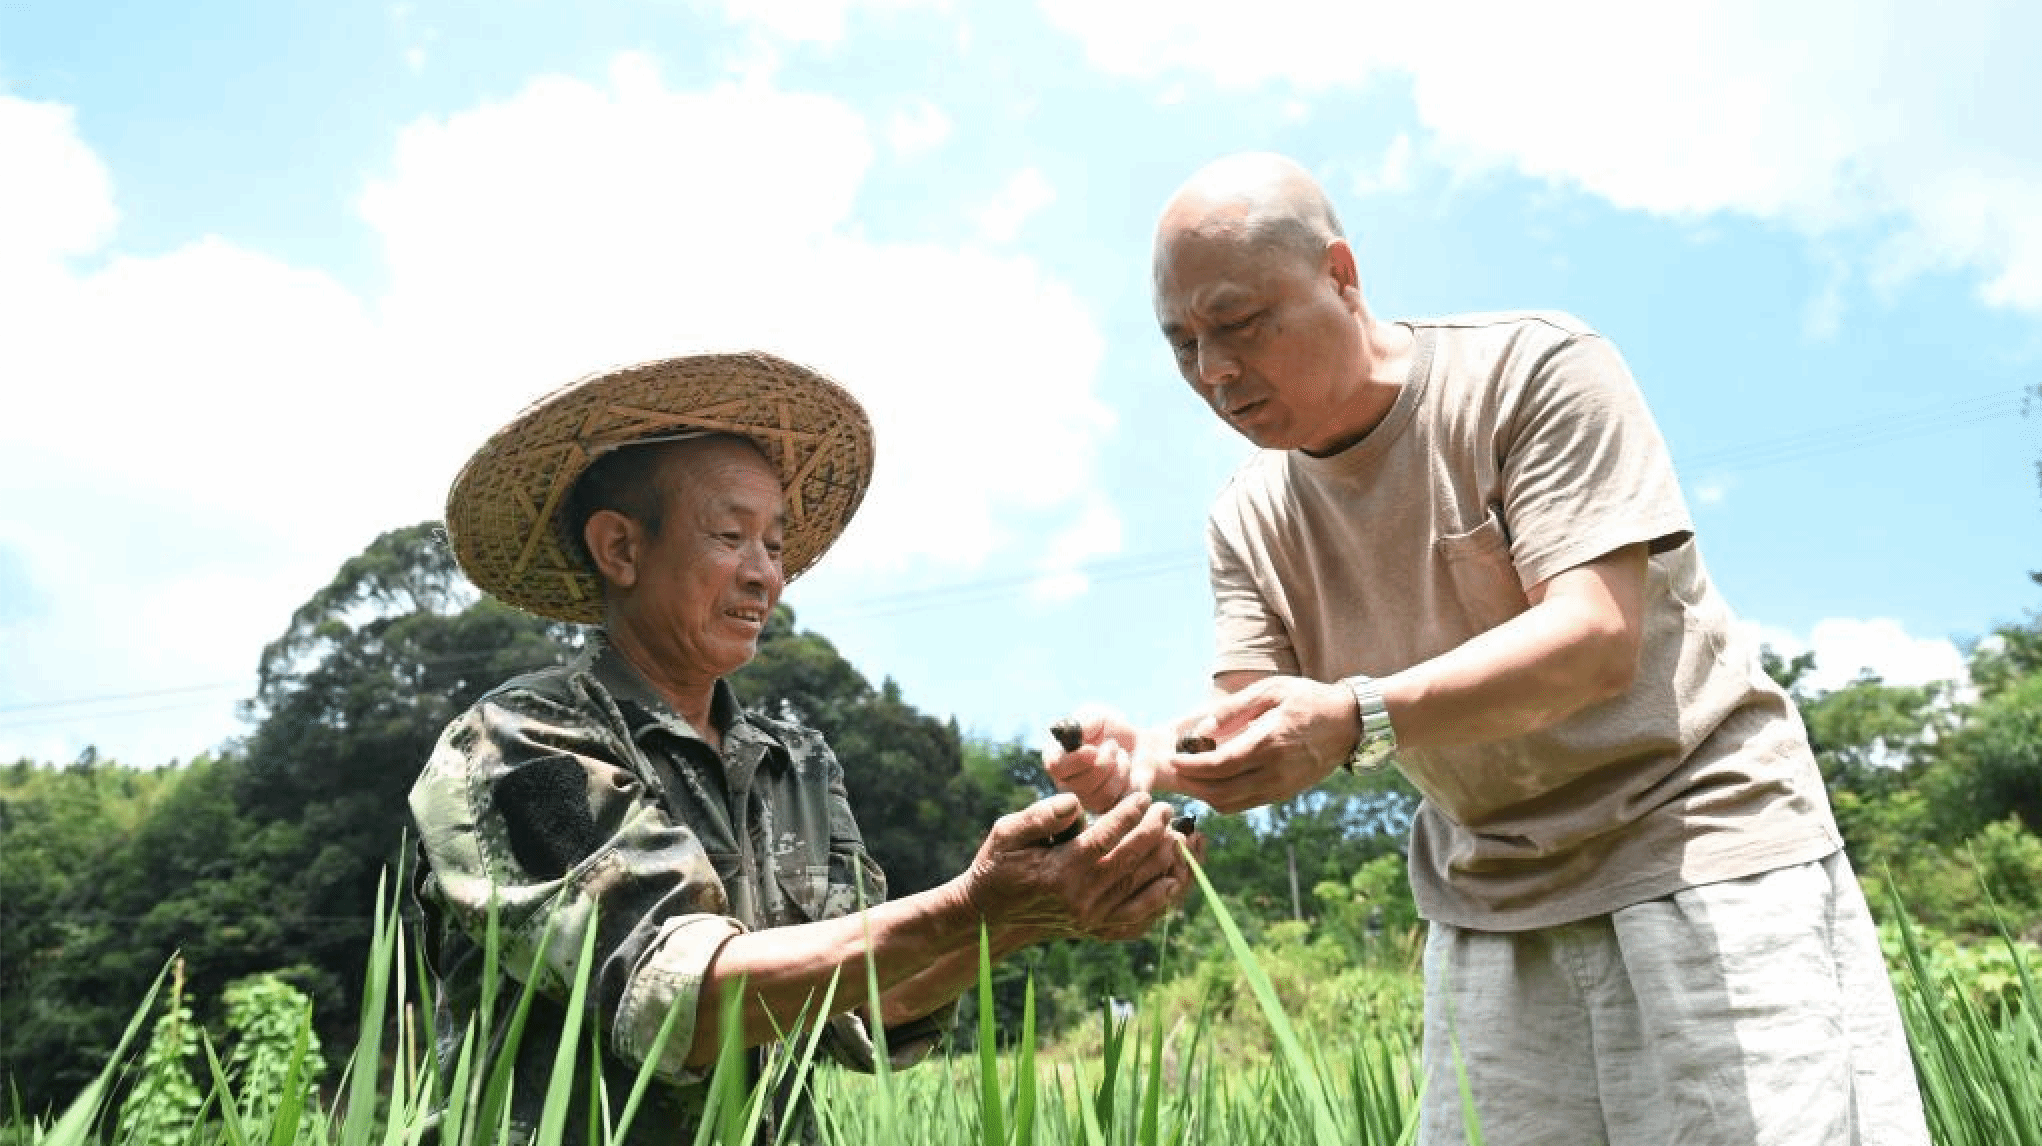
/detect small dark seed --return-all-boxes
[1049,718,1084,753]
[1171,813,1198,836]
[1175,734,1215,754]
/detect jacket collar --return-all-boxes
[583,633,773,756]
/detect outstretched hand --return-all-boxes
[1041,707,1180,814]
[963,791,1198,943]
[1166,676,1359,813]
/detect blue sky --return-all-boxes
[2,0,2037,767]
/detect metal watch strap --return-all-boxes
[1343,675,1397,773]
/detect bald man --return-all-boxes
[1047,154,1929,1146]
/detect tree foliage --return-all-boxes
[6,521,2039,1119]
[1765,610,2042,939]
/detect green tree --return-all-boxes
[1932,662,2042,838]
[1,753,185,1107]
[223,523,576,1042]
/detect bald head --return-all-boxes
[1154,152,1346,277]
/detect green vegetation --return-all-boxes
[5,523,2041,1138]
[6,860,2035,1146]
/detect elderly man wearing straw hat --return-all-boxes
[410,352,1195,1145]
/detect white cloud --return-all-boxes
[0,96,117,264]
[1803,275,1845,342]
[974,166,1057,244]
[1692,476,1734,507]
[1029,496,1124,604]
[885,98,952,157]
[0,56,1112,765]
[390,3,433,75]
[1743,617,1971,694]
[709,0,950,44]
[1038,0,2042,312]
[1352,132,1414,196]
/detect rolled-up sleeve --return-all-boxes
[410,694,742,1086]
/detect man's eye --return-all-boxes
[1172,338,1196,361]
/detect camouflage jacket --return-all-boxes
[409,636,946,1146]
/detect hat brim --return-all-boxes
[445,351,873,624]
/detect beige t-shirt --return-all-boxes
[1207,311,1841,930]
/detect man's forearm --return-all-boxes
[874,922,1037,1026]
[1382,548,1646,749]
[685,875,987,1065]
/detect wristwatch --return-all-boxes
[1342,675,1398,773]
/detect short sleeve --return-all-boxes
[1496,333,1694,589]
[1208,511,1301,678]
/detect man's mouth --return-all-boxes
[725,606,766,624]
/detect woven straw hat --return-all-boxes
[445,351,873,624]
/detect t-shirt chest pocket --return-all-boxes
[1435,507,1530,635]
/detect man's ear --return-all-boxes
[1325,237,1361,293]
[582,510,641,591]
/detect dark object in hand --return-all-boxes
[1175,734,1215,754]
[1042,816,1085,847]
[1041,811,1194,848]
[1049,718,1084,753]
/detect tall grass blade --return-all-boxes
[765,973,842,1146]
[532,910,603,1146]
[435,1019,478,1146]
[472,908,563,1146]
[42,962,172,1146]
[975,926,1004,1146]
[265,1006,318,1146]
[688,974,748,1146]
[1180,847,1343,1144]
[1012,976,1038,1146]
[1092,1003,1126,1140]
[1137,996,1165,1146]
[611,990,689,1146]
[196,1031,251,1146]
[340,874,399,1146]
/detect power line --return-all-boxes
[1675,388,2028,472]
[0,679,250,715]
[0,697,252,732]
[3,385,2030,730]
[0,646,567,723]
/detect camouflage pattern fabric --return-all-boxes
[409,635,948,1146]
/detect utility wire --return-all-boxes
[4,386,2030,731]
[0,679,250,715]
[1676,388,2028,472]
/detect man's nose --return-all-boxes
[1197,342,1240,390]
[739,542,784,591]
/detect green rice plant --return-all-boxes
[22,853,2042,1146]
[1890,882,2041,1146]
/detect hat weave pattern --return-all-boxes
[445,352,873,624]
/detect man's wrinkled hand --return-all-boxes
[963,791,1195,942]
[1167,676,1359,813]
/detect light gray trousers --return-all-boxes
[1419,851,1930,1146]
